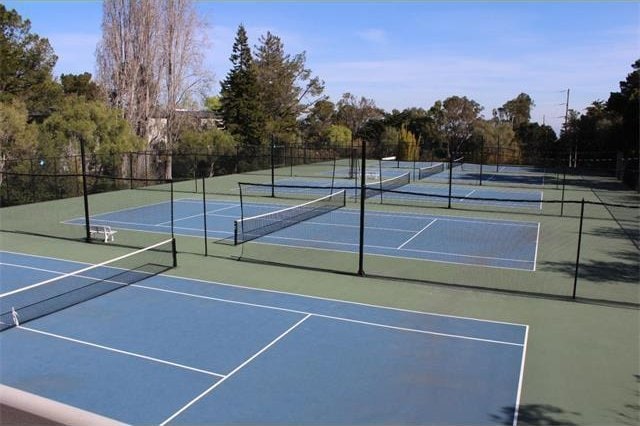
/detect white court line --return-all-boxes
[158,204,238,226]
[334,207,539,228]
[0,240,173,298]
[0,250,529,328]
[246,240,535,272]
[159,314,311,426]
[533,223,540,272]
[68,218,232,237]
[258,234,536,265]
[18,326,225,378]
[513,325,530,426]
[397,219,437,249]
[133,284,523,347]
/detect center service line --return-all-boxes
[397,219,437,250]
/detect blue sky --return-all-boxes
[5,1,639,133]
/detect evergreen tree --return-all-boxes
[0,4,61,118]
[254,31,324,144]
[219,24,264,147]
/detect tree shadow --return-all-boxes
[543,256,639,285]
[491,404,579,425]
[612,374,640,426]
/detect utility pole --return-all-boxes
[563,89,570,133]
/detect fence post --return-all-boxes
[572,198,585,299]
[79,137,91,242]
[447,155,453,209]
[202,176,208,256]
[561,168,567,216]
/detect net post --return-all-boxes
[358,139,366,277]
[172,238,178,267]
[202,176,208,256]
[572,198,585,299]
[237,183,244,245]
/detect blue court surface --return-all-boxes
[65,200,540,271]
[0,251,528,425]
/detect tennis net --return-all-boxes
[0,238,177,332]
[234,190,346,245]
[418,163,445,180]
[364,172,411,198]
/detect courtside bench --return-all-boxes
[89,225,117,243]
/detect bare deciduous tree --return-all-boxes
[96,0,212,166]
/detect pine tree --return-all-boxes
[220,25,264,147]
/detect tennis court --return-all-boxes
[262,177,543,210]
[0,250,528,425]
[65,198,540,271]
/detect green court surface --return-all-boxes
[0,167,638,425]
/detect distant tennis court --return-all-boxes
[65,199,540,271]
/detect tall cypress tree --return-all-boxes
[220,24,264,148]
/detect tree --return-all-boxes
[0,100,38,183]
[606,59,639,154]
[96,0,209,143]
[497,93,534,128]
[61,73,103,101]
[0,5,61,118]
[300,99,335,147]
[335,92,384,135]
[474,119,518,164]
[159,0,212,154]
[398,126,419,161]
[253,31,325,144]
[39,98,142,181]
[327,124,351,148]
[204,96,222,113]
[515,122,557,164]
[379,126,400,158]
[440,96,483,155]
[220,24,264,147]
[96,0,160,137]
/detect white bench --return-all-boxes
[89,225,117,243]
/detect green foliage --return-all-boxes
[441,96,483,154]
[474,120,518,163]
[175,127,237,178]
[497,93,534,128]
[379,126,400,158]
[220,25,265,147]
[254,31,325,144]
[559,60,639,157]
[398,126,419,161]
[39,98,142,176]
[0,99,38,170]
[204,96,222,112]
[515,122,557,163]
[326,124,351,148]
[301,99,336,147]
[0,5,60,117]
[61,73,103,101]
